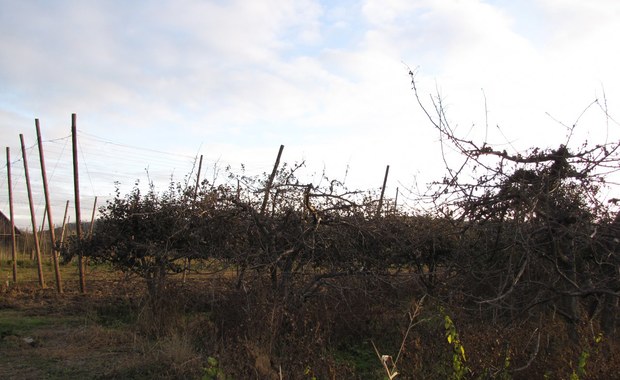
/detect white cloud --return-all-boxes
[2,0,620,227]
[356,0,620,150]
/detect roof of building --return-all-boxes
[0,209,21,235]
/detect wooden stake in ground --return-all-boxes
[20,134,45,288]
[37,208,47,253]
[6,147,18,284]
[71,113,86,293]
[193,154,203,201]
[36,119,63,293]
[394,187,399,213]
[88,196,97,239]
[260,145,284,215]
[183,155,203,283]
[376,165,390,218]
[60,200,70,244]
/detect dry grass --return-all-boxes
[3,260,620,379]
[0,267,208,380]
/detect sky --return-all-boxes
[1,0,620,229]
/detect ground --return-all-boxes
[0,264,210,380]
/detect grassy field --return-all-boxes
[0,259,214,380]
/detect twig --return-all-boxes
[395,294,427,364]
[371,340,399,379]
[512,329,541,373]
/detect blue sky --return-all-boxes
[1,0,620,228]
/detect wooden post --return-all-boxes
[36,120,63,293]
[182,155,203,283]
[38,208,47,252]
[376,165,390,218]
[72,113,86,293]
[260,145,284,215]
[6,147,18,284]
[60,200,70,243]
[394,187,399,213]
[193,155,203,201]
[20,134,45,288]
[88,196,97,239]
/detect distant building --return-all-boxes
[0,209,21,239]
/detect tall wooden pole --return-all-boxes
[261,145,284,215]
[6,147,18,283]
[36,120,63,293]
[20,134,45,288]
[72,113,86,293]
[183,155,203,283]
[376,165,390,218]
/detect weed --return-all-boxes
[498,347,512,380]
[570,350,590,380]
[569,332,603,380]
[441,307,469,380]
[371,296,427,379]
[303,365,318,380]
[202,356,230,380]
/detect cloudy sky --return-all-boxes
[1,0,620,228]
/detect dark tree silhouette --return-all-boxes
[409,68,620,339]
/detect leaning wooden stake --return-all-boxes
[394,187,399,213]
[71,113,86,293]
[60,200,70,244]
[88,196,97,239]
[193,155,203,201]
[36,120,63,293]
[6,147,18,284]
[260,145,284,215]
[37,208,47,252]
[376,165,390,218]
[20,134,45,288]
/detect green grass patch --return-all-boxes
[0,310,84,338]
[332,341,382,378]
